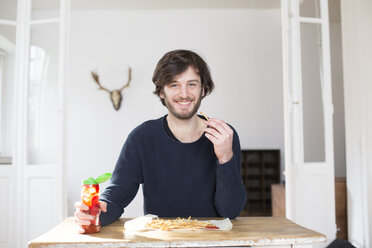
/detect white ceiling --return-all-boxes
[30,0,339,22]
[32,0,281,10]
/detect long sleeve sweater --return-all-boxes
[100,115,247,226]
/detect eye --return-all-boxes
[169,83,178,88]
[188,83,197,87]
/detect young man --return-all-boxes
[74,50,247,233]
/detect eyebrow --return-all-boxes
[169,79,200,84]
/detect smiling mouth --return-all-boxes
[177,101,192,105]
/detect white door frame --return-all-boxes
[281,0,336,245]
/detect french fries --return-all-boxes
[199,111,209,121]
[145,216,218,231]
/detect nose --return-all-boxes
[179,84,188,98]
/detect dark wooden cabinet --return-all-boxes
[240,150,280,216]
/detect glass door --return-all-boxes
[5,0,69,247]
[281,0,336,245]
[0,1,17,247]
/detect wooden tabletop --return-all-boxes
[28,217,326,248]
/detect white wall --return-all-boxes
[66,8,284,216]
[341,0,372,247]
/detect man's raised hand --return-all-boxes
[204,118,234,164]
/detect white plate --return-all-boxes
[124,214,233,231]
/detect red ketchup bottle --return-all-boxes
[81,173,112,234]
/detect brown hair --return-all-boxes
[152,50,214,105]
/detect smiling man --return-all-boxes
[74,50,247,233]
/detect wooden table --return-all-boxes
[28,217,326,248]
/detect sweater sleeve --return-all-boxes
[214,129,247,219]
[99,132,144,226]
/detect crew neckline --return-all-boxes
[162,114,208,144]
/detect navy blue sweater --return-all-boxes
[100,115,247,226]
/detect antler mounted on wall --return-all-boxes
[91,67,132,111]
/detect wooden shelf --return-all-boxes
[240,149,280,217]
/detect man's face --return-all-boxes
[160,66,204,120]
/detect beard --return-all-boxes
[163,92,203,120]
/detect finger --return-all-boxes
[205,132,219,144]
[78,226,86,234]
[75,224,86,234]
[74,201,89,211]
[204,127,223,141]
[74,201,81,209]
[75,210,94,221]
[205,122,223,136]
[210,118,233,134]
[211,118,232,132]
[74,215,91,226]
[207,119,230,134]
[208,119,234,140]
[100,201,107,213]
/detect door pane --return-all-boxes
[299,0,320,18]
[0,24,16,45]
[0,0,17,21]
[27,23,60,164]
[0,24,16,161]
[300,23,325,162]
[32,0,60,20]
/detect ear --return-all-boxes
[159,89,165,99]
[202,87,205,97]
